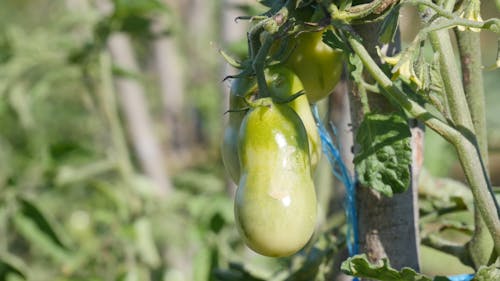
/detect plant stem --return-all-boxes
[428,26,473,130]
[252,34,273,98]
[99,52,134,178]
[347,35,500,257]
[331,0,385,21]
[249,2,292,99]
[358,81,371,113]
[455,31,488,169]
[405,0,454,19]
[456,29,495,266]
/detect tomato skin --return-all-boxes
[285,30,343,103]
[221,77,256,183]
[266,66,321,173]
[235,99,317,257]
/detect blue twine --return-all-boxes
[447,274,474,281]
[311,105,358,256]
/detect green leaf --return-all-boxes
[258,0,277,8]
[0,254,26,280]
[341,254,449,281]
[473,265,500,281]
[113,0,166,18]
[322,29,347,52]
[348,53,364,84]
[354,113,412,197]
[378,5,400,44]
[339,0,353,10]
[429,53,445,100]
[0,32,13,64]
[213,263,267,281]
[16,196,68,249]
[297,0,316,8]
[13,214,71,263]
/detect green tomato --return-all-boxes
[221,77,256,184]
[266,66,321,173]
[235,98,317,257]
[285,30,343,103]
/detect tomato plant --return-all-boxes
[220,0,500,278]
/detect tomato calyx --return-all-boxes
[273,90,305,104]
[244,96,273,109]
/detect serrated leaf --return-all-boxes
[354,113,412,197]
[378,5,400,44]
[341,254,448,281]
[473,265,500,281]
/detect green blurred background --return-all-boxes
[0,1,499,280]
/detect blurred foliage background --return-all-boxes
[0,0,499,281]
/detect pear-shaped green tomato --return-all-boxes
[285,30,343,103]
[221,77,257,183]
[235,99,317,257]
[266,66,321,173]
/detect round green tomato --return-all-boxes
[285,30,343,103]
[235,98,317,257]
[221,77,256,184]
[266,66,321,173]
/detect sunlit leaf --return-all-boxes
[473,265,500,281]
[341,254,450,281]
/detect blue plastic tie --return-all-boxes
[312,105,358,256]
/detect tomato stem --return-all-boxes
[253,34,273,98]
[456,23,494,268]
